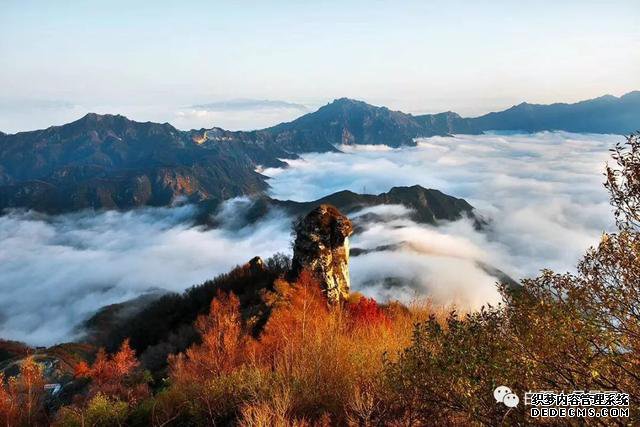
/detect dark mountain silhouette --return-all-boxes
[469,91,640,134]
[1,91,637,212]
[264,98,479,148]
[233,185,477,227]
[0,114,272,212]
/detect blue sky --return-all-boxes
[1,0,639,131]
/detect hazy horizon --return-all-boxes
[1,0,639,133]
[1,90,638,135]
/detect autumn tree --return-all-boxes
[74,339,148,405]
[258,270,331,368]
[0,373,17,426]
[163,291,258,425]
[169,291,250,382]
[0,358,47,426]
[384,132,640,425]
[606,133,640,229]
[57,340,149,426]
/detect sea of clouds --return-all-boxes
[0,132,620,345]
[265,131,618,277]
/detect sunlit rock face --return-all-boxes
[290,204,354,303]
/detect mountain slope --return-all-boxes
[0,114,268,212]
[264,98,479,148]
[211,185,478,228]
[470,91,640,134]
[1,91,637,212]
[272,185,476,224]
[0,102,475,212]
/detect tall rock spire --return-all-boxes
[290,204,353,303]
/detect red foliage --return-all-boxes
[347,297,390,329]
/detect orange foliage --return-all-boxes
[75,339,148,405]
[73,360,91,378]
[0,373,19,426]
[119,270,442,424]
[169,291,250,383]
[257,270,330,367]
[113,339,138,377]
[0,358,46,426]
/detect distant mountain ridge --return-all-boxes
[0,113,269,212]
[470,91,640,134]
[263,98,479,148]
[0,91,637,212]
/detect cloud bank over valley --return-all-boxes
[264,132,618,278]
[0,132,618,345]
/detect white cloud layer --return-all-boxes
[0,205,292,345]
[264,132,618,278]
[348,209,504,308]
[0,132,619,346]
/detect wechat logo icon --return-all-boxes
[494,386,519,408]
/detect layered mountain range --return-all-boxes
[0,91,637,213]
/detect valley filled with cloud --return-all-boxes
[0,132,619,345]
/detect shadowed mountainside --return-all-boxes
[1,91,637,212]
[264,97,479,148]
[226,185,478,227]
[0,114,270,212]
[470,91,640,134]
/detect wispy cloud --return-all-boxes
[190,99,308,112]
[176,99,308,130]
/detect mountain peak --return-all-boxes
[65,113,178,135]
[591,94,617,102]
[332,97,362,104]
[69,112,132,129]
[326,98,373,109]
[78,112,124,121]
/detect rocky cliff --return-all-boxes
[289,205,354,303]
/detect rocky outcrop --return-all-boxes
[290,205,353,303]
